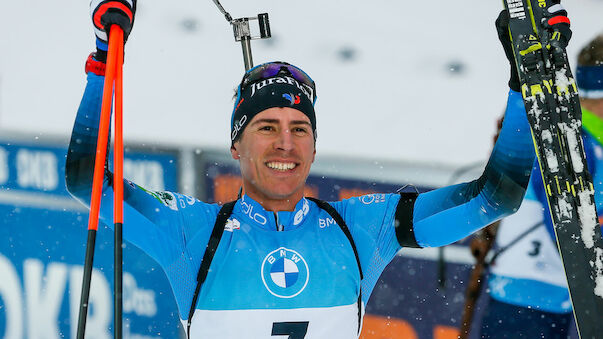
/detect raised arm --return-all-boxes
[66,0,137,206]
[407,8,573,248]
[65,1,218,268]
[412,89,534,247]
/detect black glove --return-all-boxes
[496,2,572,92]
[543,1,572,50]
[90,0,137,62]
[495,10,520,92]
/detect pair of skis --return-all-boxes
[503,0,603,338]
[76,26,125,339]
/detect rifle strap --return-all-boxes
[186,200,237,339]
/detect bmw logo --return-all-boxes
[261,247,309,298]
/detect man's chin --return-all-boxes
[263,191,299,201]
[258,186,304,202]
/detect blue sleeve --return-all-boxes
[65,72,219,269]
[412,90,535,247]
[330,194,402,301]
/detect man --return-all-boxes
[479,34,603,339]
[66,1,570,338]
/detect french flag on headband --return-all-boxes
[577,65,603,99]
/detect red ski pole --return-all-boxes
[113,26,125,339]
[76,25,123,339]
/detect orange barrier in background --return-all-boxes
[360,314,460,339]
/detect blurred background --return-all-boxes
[1,0,602,338]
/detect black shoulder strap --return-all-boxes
[306,197,363,280]
[306,197,364,333]
[187,200,237,339]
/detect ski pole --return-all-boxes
[113,25,125,339]
[76,25,122,339]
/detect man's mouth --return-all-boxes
[266,161,297,171]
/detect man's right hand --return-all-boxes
[91,0,136,52]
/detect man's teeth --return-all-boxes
[266,162,296,171]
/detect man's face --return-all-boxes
[231,107,316,207]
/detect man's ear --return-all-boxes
[230,143,240,160]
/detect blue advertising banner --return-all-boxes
[0,206,182,338]
[0,140,184,338]
[0,143,178,195]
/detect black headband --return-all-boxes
[231,75,316,143]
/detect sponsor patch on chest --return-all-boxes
[261,247,309,298]
[224,218,240,232]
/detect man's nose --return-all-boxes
[275,128,294,151]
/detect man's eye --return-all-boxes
[259,126,274,131]
[293,127,308,134]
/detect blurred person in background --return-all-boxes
[66,1,570,338]
[477,33,603,339]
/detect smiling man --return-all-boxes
[232,108,314,210]
[65,1,572,338]
[229,64,319,212]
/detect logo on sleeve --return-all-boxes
[261,247,309,298]
[360,194,386,205]
[141,188,178,211]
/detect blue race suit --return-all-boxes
[66,71,534,338]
